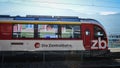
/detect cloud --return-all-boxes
[99,11,118,15]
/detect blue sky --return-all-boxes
[0,0,120,34]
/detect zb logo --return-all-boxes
[91,37,107,49]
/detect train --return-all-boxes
[0,15,110,57]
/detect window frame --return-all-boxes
[60,24,81,39]
[94,25,106,39]
[12,24,34,39]
[12,23,81,40]
[37,24,59,39]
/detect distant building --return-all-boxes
[108,33,120,48]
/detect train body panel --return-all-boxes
[0,40,84,51]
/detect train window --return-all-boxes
[38,24,58,38]
[94,25,105,38]
[61,25,81,38]
[12,24,81,39]
[13,24,34,38]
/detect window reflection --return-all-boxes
[13,24,34,38]
[12,24,81,39]
[38,24,58,38]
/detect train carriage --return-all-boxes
[0,15,109,57]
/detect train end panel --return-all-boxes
[81,23,108,50]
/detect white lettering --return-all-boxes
[91,37,107,49]
[91,40,98,49]
[98,37,107,49]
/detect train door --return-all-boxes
[82,24,93,50]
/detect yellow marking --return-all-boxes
[0,20,81,24]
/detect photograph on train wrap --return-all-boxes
[0,0,120,68]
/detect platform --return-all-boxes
[109,48,120,52]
